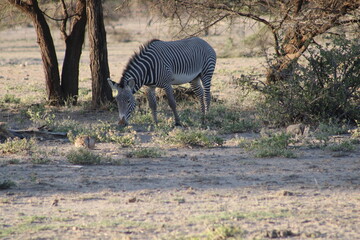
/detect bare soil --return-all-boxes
[1,21,360,240]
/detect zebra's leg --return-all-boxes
[190,77,206,124]
[146,86,158,124]
[164,85,181,126]
[201,73,214,114]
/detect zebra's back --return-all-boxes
[149,37,216,80]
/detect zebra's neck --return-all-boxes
[120,49,154,93]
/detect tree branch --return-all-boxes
[187,14,230,37]
[40,8,79,22]
[7,0,34,14]
[60,0,68,39]
[335,18,360,26]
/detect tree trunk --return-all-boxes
[61,0,87,105]
[86,0,112,108]
[266,25,317,84]
[8,0,63,105]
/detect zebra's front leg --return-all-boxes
[146,86,158,124]
[164,85,181,126]
[190,77,206,124]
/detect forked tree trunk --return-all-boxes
[87,0,113,108]
[61,0,87,104]
[265,1,360,84]
[266,25,314,84]
[8,0,63,105]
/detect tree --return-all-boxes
[7,0,87,105]
[148,0,360,83]
[8,0,62,105]
[87,0,113,108]
[60,0,86,104]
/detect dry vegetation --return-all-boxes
[1,12,360,240]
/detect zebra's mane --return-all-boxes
[119,39,160,88]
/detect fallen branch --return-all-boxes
[9,129,67,138]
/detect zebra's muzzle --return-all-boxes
[118,117,128,126]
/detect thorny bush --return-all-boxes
[240,36,360,126]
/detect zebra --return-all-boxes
[107,37,216,126]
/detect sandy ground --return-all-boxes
[0,20,360,240]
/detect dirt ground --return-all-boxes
[1,20,360,240]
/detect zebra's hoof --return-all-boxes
[174,122,182,127]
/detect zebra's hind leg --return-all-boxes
[190,77,206,124]
[146,86,158,124]
[202,78,212,114]
[164,85,181,126]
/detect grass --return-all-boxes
[0,216,54,238]
[0,137,37,155]
[30,151,51,164]
[248,133,296,158]
[161,128,224,148]
[126,147,163,158]
[109,132,136,147]
[66,121,136,147]
[207,105,259,133]
[26,104,55,127]
[0,180,16,189]
[191,209,291,224]
[185,209,292,239]
[0,94,21,104]
[313,121,350,145]
[326,140,356,152]
[182,225,246,240]
[66,148,101,165]
[207,225,245,240]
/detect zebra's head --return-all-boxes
[107,78,136,126]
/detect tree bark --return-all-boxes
[61,0,87,105]
[8,0,63,105]
[86,0,112,108]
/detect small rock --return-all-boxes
[52,199,59,206]
[74,135,96,149]
[265,229,298,238]
[286,123,309,137]
[278,190,294,196]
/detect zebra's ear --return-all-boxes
[107,78,119,90]
[127,78,135,90]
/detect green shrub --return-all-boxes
[66,121,136,146]
[0,180,16,189]
[131,111,153,125]
[0,137,37,154]
[30,152,51,164]
[327,140,356,152]
[208,225,244,240]
[52,118,82,133]
[110,133,136,147]
[243,36,360,125]
[66,148,101,165]
[249,133,296,158]
[163,129,224,148]
[313,121,350,145]
[207,105,259,133]
[26,104,55,126]
[1,94,21,104]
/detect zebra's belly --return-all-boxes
[171,72,200,85]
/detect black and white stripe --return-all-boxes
[115,37,216,125]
